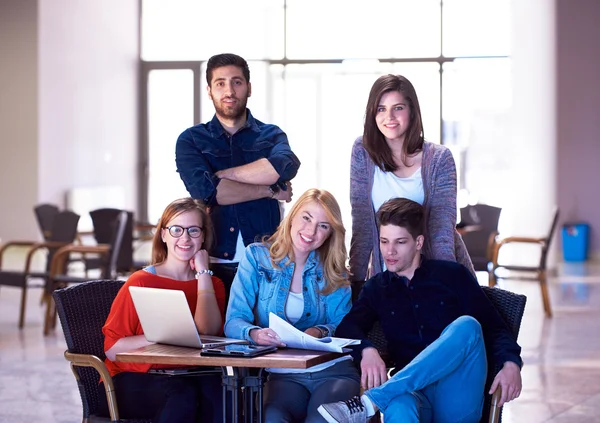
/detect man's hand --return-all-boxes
[489,361,522,407]
[272,181,293,202]
[249,328,286,347]
[360,347,388,390]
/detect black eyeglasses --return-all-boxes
[164,225,203,238]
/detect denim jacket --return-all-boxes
[224,243,352,343]
[175,110,301,260]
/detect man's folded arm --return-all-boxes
[215,179,272,205]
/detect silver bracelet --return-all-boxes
[195,269,214,278]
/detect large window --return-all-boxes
[140,0,512,224]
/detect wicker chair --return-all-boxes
[459,204,502,272]
[0,210,80,328]
[44,211,129,335]
[366,286,527,423]
[53,279,151,423]
[34,203,60,240]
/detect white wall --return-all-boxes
[493,0,558,266]
[38,0,140,213]
[0,0,39,241]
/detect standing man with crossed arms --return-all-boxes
[176,53,301,298]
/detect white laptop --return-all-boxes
[128,286,247,349]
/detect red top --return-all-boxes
[102,269,226,377]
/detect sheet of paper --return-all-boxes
[268,312,360,353]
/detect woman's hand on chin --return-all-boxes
[190,249,210,273]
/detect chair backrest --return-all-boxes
[48,210,81,243]
[34,203,60,241]
[460,205,502,272]
[539,208,560,269]
[90,208,134,274]
[44,211,80,270]
[52,279,125,419]
[460,204,502,232]
[106,211,129,279]
[480,286,527,423]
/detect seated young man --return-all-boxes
[318,198,522,423]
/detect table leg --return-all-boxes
[221,367,266,423]
[243,368,265,423]
[221,366,243,423]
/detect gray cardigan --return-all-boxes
[349,137,475,281]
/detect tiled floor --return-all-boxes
[1,260,600,422]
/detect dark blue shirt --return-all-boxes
[175,110,300,260]
[337,258,522,370]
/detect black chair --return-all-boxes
[84,209,137,277]
[43,211,129,335]
[53,279,152,423]
[459,204,502,272]
[0,210,80,328]
[366,286,527,423]
[489,208,559,317]
[34,203,60,241]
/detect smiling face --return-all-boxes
[375,90,411,145]
[379,223,423,277]
[289,201,333,261]
[207,65,251,121]
[161,210,205,264]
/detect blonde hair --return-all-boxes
[266,188,349,295]
[151,198,213,265]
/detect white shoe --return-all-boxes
[317,396,370,423]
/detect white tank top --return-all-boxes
[285,291,304,324]
[372,166,424,212]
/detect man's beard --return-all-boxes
[213,96,248,120]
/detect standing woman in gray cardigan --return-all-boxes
[349,74,474,283]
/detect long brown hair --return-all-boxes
[266,189,349,295]
[363,74,424,172]
[151,198,213,265]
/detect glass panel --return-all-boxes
[147,69,194,223]
[286,0,441,59]
[391,63,441,144]
[142,0,284,61]
[442,58,512,207]
[270,62,439,245]
[443,0,511,57]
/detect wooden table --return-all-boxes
[117,344,346,423]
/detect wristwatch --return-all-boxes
[315,326,329,338]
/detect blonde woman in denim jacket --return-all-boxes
[225,188,360,423]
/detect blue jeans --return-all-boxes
[365,316,487,423]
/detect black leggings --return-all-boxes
[263,360,361,423]
[97,371,223,423]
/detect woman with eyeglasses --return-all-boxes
[225,188,360,423]
[99,197,225,423]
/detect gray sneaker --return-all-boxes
[317,396,370,423]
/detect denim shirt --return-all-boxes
[175,110,301,259]
[224,243,352,343]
